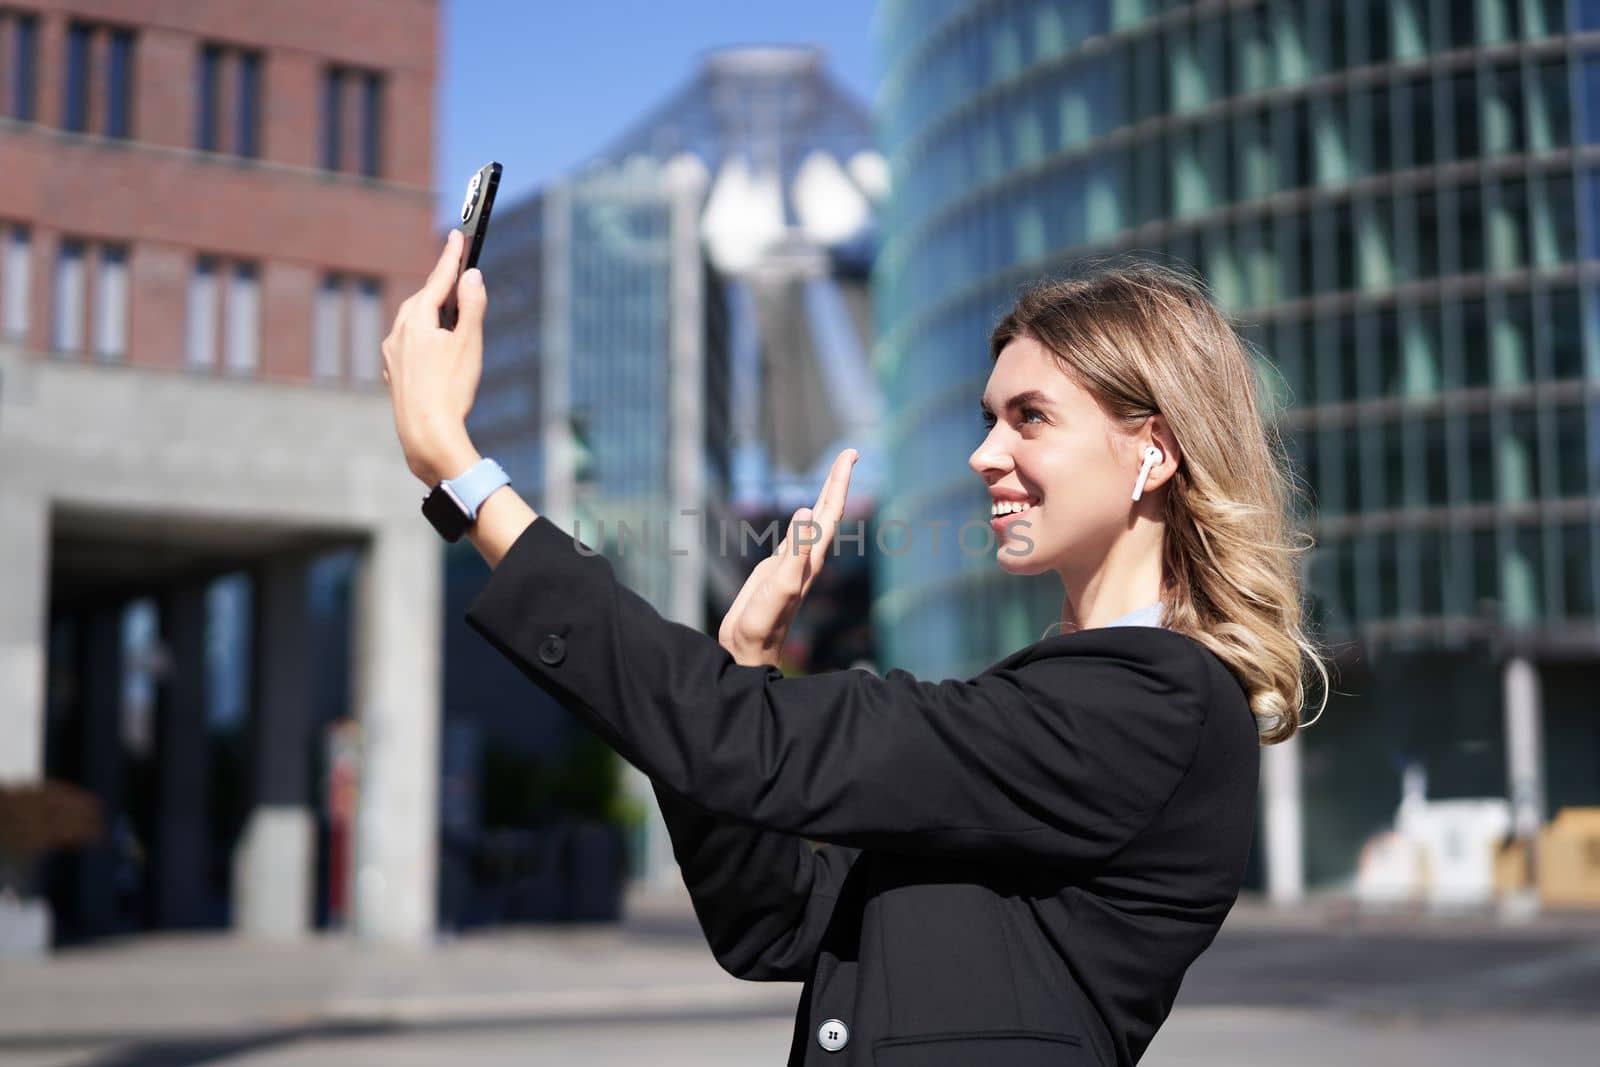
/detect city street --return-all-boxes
[5,895,1600,1066]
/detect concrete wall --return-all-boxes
[0,344,443,946]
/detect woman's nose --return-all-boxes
[968,436,1013,478]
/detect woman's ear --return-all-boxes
[1142,415,1181,493]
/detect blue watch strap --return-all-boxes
[443,458,511,521]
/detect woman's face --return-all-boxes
[968,334,1143,577]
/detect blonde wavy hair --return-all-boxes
[990,261,1328,744]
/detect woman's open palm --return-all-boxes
[718,449,858,668]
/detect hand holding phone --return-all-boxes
[440,161,502,329]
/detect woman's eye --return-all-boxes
[1020,407,1045,425]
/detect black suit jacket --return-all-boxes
[465,516,1261,1066]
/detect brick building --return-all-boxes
[0,0,444,953]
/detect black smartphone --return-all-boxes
[440,160,502,329]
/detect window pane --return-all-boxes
[1558,522,1595,617]
[196,45,221,150]
[2,225,31,340]
[236,52,260,158]
[1492,292,1533,386]
[1463,294,1492,383]
[94,245,128,360]
[1533,174,1577,266]
[1529,59,1570,152]
[1551,405,1590,495]
[360,72,382,177]
[63,24,91,133]
[1465,412,1494,503]
[349,279,383,381]
[224,264,259,374]
[1423,415,1449,507]
[11,15,38,121]
[1548,287,1582,379]
[1497,408,1538,503]
[312,275,344,379]
[186,257,218,368]
[105,30,133,139]
[53,239,85,351]
[321,68,343,171]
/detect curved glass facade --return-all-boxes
[873,0,1600,682]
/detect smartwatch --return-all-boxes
[421,458,511,543]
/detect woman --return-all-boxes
[382,230,1327,1066]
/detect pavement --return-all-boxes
[4,887,1600,1066]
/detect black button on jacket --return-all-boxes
[465,516,1261,1066]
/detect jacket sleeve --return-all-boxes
[464,516,1213,864]
[651,779,859,982]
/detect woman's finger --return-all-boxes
[413,230,464,315]
[806,449,858,573]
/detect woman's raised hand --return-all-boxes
[717,449,859,668]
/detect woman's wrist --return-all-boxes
[465,484,539,570]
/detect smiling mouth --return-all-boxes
[989,502,1037,522]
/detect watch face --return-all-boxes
[422,484,471,543]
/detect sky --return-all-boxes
[435,0,880,227]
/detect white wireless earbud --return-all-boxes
[1131,445,1163,502]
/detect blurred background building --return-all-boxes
[871,0,1600,900]
[0,0,441,950]
[438,45,888,918]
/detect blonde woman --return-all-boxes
[383,231,1327,1066]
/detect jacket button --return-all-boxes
[816,1018,848,1052]
[537,634,566,666]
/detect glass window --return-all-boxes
[1278,99,1313,189]
[1479,0,1522,42]
[1532,174,1577,266]
[360,71,383,177]
[63,24,91,133]
[1528,59,1571,152]
[320,68,343,171]
[1527,0,1569,37]
[1490,178,1529,271]
[1416,528,1445,615]
[1357,198,1394,290]
[2,225,30,340]
[1358,87,1392,175]
[236,51,261,158]
[1552,405,1590,496]
[1547,287,1582,379]
[1406,76,1437,169]
[1448,71,1479,161]
[1380,417,1406,510]
[1457,184,1485,275]
[313,275,344,379]
[52,239,85,351]
[1465,412,1496,503]
[1557,522,1595,616]
[1314,96,1351,187]
[1272,0,1309,84]
[93,245,128,360]
[1235,110,1275,199]
[196,45,221,151]
[1446,2,1478,49]
[1412,190,1441,280]
[1232,6,1273,93]
[1501,525,1542,622]
[349,279,383,382]
[10,14,38,121]
[224,264,259,374]
[1400,303,1442,397]
[1483,64,1524,154]
[186,256,218,368]
[1361,0,1392,64]
[105,30,133,139]
[1391,0,1427,60]
[1582,0,1600,30]
[1492,293,1533,386]
[1470,527,1499,606]
[1422,415,1450,507]
[1461,296,1491,387]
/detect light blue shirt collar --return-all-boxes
[1102,601,1165,629]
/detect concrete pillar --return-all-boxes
[78,606,126,938]
[1261,733,1305,905]
[1503,656,1545,840]
[350,523,441,946]
[0,492,49,784]
[152,583,210,928]
[232,557,315,940]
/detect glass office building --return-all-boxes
[873,0,1600,887]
